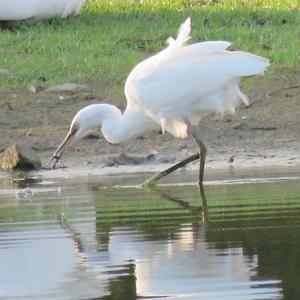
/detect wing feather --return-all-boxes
[125,17,270,138]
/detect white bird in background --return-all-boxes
[0,0,84,21]
[49,17,269,218]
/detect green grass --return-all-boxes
[86,0,299,12]
[0,0,299,99]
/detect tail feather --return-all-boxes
[230,51,270,76]
[176,17,192,46]
[168,17,192,47]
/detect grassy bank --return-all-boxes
[0,0,299,100]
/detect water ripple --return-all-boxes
[0,172,300,299]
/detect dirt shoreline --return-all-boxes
[25,153,300,180]
[1,152,300,186]
[1,71,300,180]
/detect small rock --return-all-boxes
[28,85,36,93]
[46,83,91,93]
[25,129,33,137]
[0,69,10,76]
[223,115,232,122]
[0,144,41,171]
[15,187,33,201]
[100,153,157,167]
[233,122,242,130]
[28,84,43,94]
[228,156,234,163]
[100,157,116,167]
[158,156,176,164]
[149,149,159,155]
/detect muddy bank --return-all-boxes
[1,70,300,178]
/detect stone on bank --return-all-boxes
[0,144,41,171]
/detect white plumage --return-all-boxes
[124,17,269,139]
[50,16,270,153]
[49,17,269,201]
[49,17,270,215]
[0,0,84,21]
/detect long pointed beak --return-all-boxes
[48,127,78,168]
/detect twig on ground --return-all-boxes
[266,85,300,99]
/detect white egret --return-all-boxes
[49,17,270,216]
[0,0,84,21]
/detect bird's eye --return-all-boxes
[73,122,79,130]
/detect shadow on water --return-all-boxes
[0,169,300,300]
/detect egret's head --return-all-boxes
[48,105,100,168]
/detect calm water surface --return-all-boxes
[0,168,300,300]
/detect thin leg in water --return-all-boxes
[189,126,208,221]
[143,152,200,187]
[143,123,208,219]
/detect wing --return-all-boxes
[125,17,270,138]
[125,17,232,109]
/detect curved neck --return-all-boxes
[98,104,155,144]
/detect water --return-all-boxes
[0,168,300,300]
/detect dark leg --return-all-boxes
[189,126,209,222]
[143,123,208,220]
[143,152,200,187]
